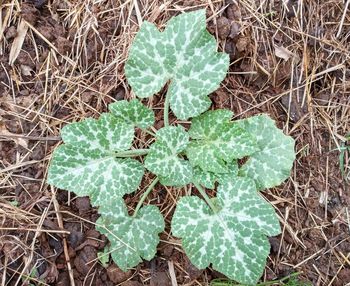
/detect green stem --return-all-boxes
[164,94,170,127]
[132,177,159,217]
[115,149,149,157]
[193,182,218,213]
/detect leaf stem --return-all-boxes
[115,149,149,157]
[193,182,218,213]
[164,94,170,127]
[132,177,159,217]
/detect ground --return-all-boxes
[0,0,349,285]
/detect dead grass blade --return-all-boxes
[9,19,28,65]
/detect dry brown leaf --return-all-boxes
[274,45,293,61]
[9,20,28,65]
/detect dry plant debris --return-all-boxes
[0,0,349,285]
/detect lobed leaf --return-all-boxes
[61,113,134,151]
[48,114,144,206]
[171,177,281,285]
[125,9,229,120]
[109,99,155,129]
[186,110,258,174]
[145,126,193,186]
[237,114,296,190]
[96,200,164,271]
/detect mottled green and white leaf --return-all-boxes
[125,10,229,119]
[48,114,144,206]
[61,113,134,151]
[171,177,281,285]
[96,200,164,271]
[145,126,193,186]
[186,110,258,174]
[109,99,155,129]
[237,114,295,190]
[193,162,238,189]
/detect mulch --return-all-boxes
[1,0,349,285]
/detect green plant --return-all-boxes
[47,10,296,285]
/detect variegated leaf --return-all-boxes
[61,113,134,151]
[109,99,155,129]
[186,110,258,174]
[125,9,229,120]
[145,126,193,186]
[237,114,295,190]
[47,114,144,206]
[96,200,164,271]
[171,177,281,285]
[193,162,238,189]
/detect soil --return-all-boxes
[1,1,349,285]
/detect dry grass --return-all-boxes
[0,0,349,285]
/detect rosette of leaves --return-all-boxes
[47,8,297,286]
[125,9,229,120]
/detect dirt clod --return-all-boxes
[216,17,231,39]
[21,3,39,25]
[337,268,350,284]
[150,271,171,286]
[75,197,91,213]
[186,262,204,280]
[33,0,48,9]
[5,26,17,39]
[122,281,143,286]
[74,246,97,275]
[281,91,308,122]
[68,231,85,249]
[57,271,70,286]
[235,36,250,52]
[106,264,133,284]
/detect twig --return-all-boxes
[51,187,75,286]
[14,205,49,285]
[168,260,178,286]
[0,160,40,174]
[0,227,70,234]
[0,134,61,141]
[336,0,350,38]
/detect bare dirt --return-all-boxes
[1,0,349,285]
